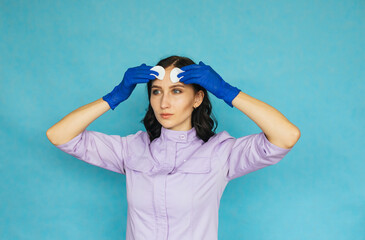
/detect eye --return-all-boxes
[173,89,182,93]
[152,89,182,95]
[152,90,160,95]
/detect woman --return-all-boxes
[46,55,300,240]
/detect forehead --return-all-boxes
[151,65,187,88]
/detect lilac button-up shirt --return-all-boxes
[55,126,292,240]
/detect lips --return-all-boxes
[160,113,173,119]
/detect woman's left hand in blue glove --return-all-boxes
[177,61,241,108]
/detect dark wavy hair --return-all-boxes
[140,55,218,143]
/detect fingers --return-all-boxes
[134,72,156,83]
[130,62,208,84]
[179,76,200,85]
[138,64,159,77]
[133,65,159,79]
[181,71,202,79]
[149,70,159,76]
[177,68,203,79]
[178,62,208,86]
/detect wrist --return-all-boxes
[222,84,241,108]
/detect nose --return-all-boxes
[160,92,171,109]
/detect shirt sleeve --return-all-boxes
[54,130,133,175]
[218,131,293,181]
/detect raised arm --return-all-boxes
[46,63,159,146]
[232,91,300,149]
[176,61,300,149]
[46,98,110,145]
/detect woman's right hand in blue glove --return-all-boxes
[102,63,158,110]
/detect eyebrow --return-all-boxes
[151,84,185,89]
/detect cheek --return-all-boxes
[176,98,194,113]
[150,97,157,110]
[173,97,187,106]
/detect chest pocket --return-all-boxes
[175,156,211,174]
[124,156,212,175]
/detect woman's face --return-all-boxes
[150,66,204,131]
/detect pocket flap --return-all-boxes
[176,157,211,174]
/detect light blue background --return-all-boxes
[1,0,364,239]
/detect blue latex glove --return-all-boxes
[177,61,241,108]
[102,63,158,110]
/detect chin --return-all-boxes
[159,120,179,129]
[160,123,174,129]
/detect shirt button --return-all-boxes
[183,159,186,162]
[180,135,186,139]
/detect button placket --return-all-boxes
[164,142,176,171]
[155,141,176,239]
[154,175,168,239]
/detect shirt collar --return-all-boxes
[160,126,198,143]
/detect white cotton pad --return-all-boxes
[150,65,165,80]
[170,67,185,83]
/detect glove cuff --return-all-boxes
[102,84,125,110]
[222,84,241,108]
